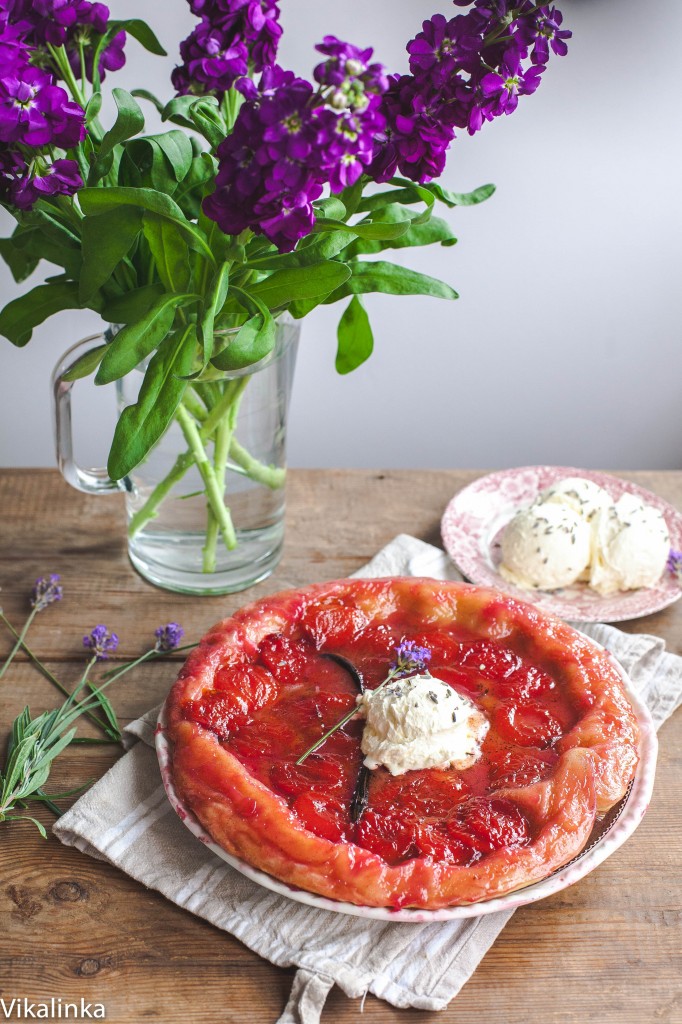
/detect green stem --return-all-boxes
[34,790,62,817]
[99,648,156,686]
[0,607,37,680]
[128,374,284,540]
[203,378,248,573]
[47,43,87,110]
[0,613,112,735]
[100,641,198,679]
[296,668,403,764]
[182,392,208,423]
[176,406,237,551]
[229,438,285,489]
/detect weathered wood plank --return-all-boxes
[0,469,680,1024]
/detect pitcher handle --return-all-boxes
[52,334,124,495]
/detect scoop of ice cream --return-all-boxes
[358,674,488,776]
[590,493,670,595]
[499,502,592,591]
[538,477,611,524]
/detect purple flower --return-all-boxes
[370,73,455,184]
[314,35,388,102]
[203,66,322,250]
[391,639,432,677]
[0,142,27,202]
[11,157,82,209]
[172,21,248,96]
[480,58,545,117]
[0,64,86,148]
[517,6,571,65]
[667,549,682,581]
[175,0,281,97]
[83,624,119,661]
[68,27,126,84]
[154,623,185,652]
[30,574,63,611]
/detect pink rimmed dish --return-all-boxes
[441,466,682,623]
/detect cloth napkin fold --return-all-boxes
[54,535,682,1023]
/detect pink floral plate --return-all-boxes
[441,465,682,623]
[155,643,657,922]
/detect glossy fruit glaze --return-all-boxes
[182,600,583,868]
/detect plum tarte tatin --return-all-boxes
[166,578,640,909]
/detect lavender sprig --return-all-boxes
[0,649,123,836]
[154,622,185,652]
[100,624,195,681]
[82,624,119,661]
[667,549,682,582]
[0,574,63,681]
[296,639,431,765]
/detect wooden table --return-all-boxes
[1,469,680,1024]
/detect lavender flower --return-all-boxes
[391,639,432,677]
[667,550,682,581]
[154,622,185,652]
[30,574,63,611]
[83,625,119,661]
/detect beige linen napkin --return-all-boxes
[54,535,682,1023]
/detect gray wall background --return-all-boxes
[1,0,680,470]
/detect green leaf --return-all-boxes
[315,216,411,241]
[108,19,167,55]
[61,343,108,382]
[336,296,373,375]
[173,153,216,220]
[125,131,193,191]
[188,99,225,150]
[96,292,193,385]
[211,311,276,371]
[79,205,143,304]
[78,187,214,264]
[160,95,198,130]
[0,234,39,283]
[131,88,165,114]
[142,213,191,293]
[7,815,47,838]
[357,182,436,215]
[107,326,195,480]
[344,215,457,258]
[247,229,353,271]
[324,261,459,303]
[88,88,145,185]
[199,262,230,364]
[248,262,352,311]
[84,92,102,125]
[0,282,81,347]
[421,181,496,208]
[85,684,121,742]
[100,283,164,324]
[314,197,346,220]
[12,210,81,278]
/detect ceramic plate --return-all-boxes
[155,645,657,923]
[441,465,682,623]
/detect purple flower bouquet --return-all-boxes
[0,0,570,592]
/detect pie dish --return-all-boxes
[165,577,644,910]
[440,466,682,622]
